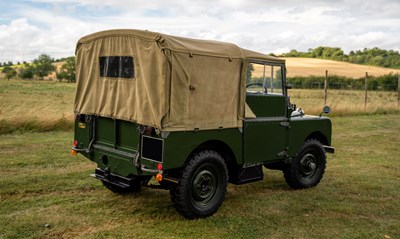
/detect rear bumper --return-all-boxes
[91,168,133,189]
[323,145,335,154]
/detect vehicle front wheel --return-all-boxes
[170,150,228,219]
[284,139,326,189]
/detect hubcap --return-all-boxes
[299,153,318,178]
[193,172,214,199]
[191,163,220,208]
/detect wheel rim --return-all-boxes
[191,163,221,209]
[299,151,319,181]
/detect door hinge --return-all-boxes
[280,122,290,128]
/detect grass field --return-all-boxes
[1,79,399,134]
[290,89,399,116]
[0,114,399,238]
[283,57,400,78]
[0,79,399,238]
[0,80,75,134]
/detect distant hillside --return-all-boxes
[2,57,400,81]
[283,57,400,78]
[281,47,400,69]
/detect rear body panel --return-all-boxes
[74,116,244,177]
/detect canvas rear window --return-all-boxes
[99,56,134,79]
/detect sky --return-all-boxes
[0,0,399,63]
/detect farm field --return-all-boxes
[0,80,75,134]
[0,114,399,238]
[283,57,400,78]
[1,79,399,134]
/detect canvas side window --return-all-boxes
[99,56,134,79]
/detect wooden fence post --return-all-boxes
[364,72,368,110]
[324,70,328,105]
[398,75,400,109]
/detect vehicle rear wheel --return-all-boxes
[170,150,228,219]
[284,139,326,189]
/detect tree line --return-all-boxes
[281,47,400,69]
[1,54,75,82]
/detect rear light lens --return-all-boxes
[156,173,163,182]
[143,126,154,136]
[75,114,86,122]
[73,140,78,147]
[157,163,163,171]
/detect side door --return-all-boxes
[243,61,288,165]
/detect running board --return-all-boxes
[229,165,264,185]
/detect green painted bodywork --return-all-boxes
[163,129,243,169]
[246,94,286,117]
[288,116,332,156]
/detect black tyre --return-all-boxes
[170,150,228,219]
[284,139,326,189]
[102,178,142,194]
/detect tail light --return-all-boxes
[155,163,163,182]
[156,173,163,182]
[73,140,78,147]
[75,113,86,122]
[143,126,154,136]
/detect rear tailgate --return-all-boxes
[73,115,142,176]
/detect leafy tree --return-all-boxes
[282,47,400,69]
[246,63,254,84]
[19,66,35,79]
[56,56,76,83]
[1,66,14,73]
[33,54,55,79]
[6,69,17,80]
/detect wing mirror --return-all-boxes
[286,81,292,90]
[320,105,331,116]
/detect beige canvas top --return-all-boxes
[74,29,284,131]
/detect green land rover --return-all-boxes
[72,29,334,219]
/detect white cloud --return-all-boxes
[0,0,399,62]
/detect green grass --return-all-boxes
[1,114,399,239]
[0,79,74,134]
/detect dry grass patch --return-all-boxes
[0,79,74,133]
[290,89,400,116]
[284,57,400,78]
[1,79,399,135]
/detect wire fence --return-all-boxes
[292,72,400,109]
[290,82,399,91]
